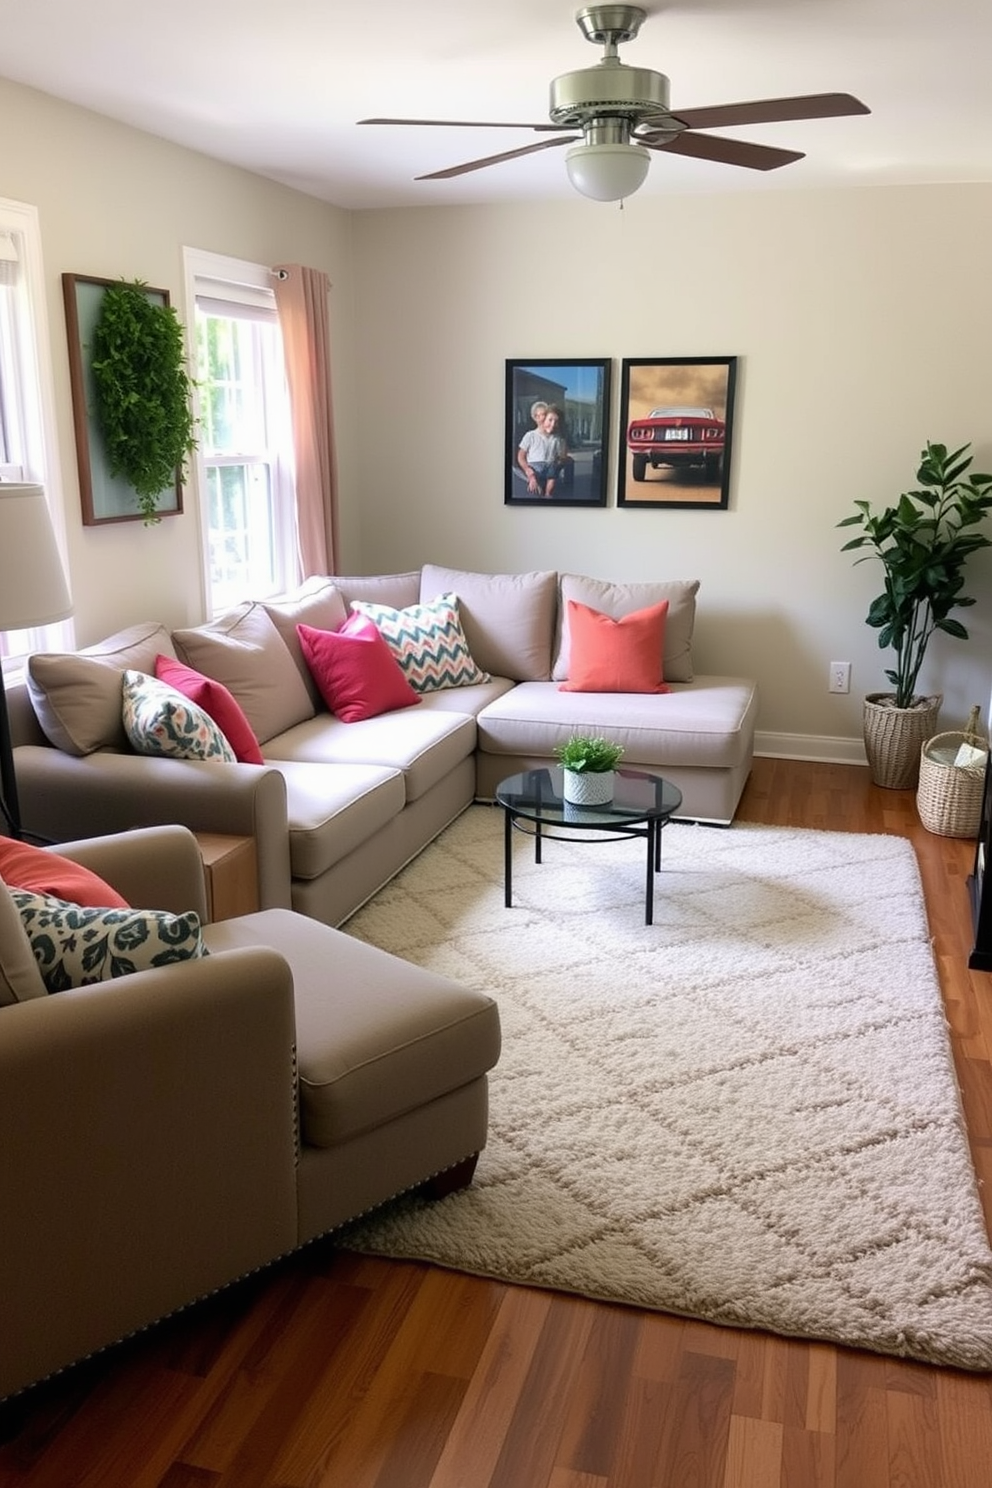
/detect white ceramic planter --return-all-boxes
[562,768,615,806]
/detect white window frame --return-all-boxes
[0,197,72,669]
[182,248,298,617]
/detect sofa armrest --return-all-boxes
[54,824,210,922]
[14,747,292,910]
[0,945,299,1400]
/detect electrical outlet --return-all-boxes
[829,661,851,694]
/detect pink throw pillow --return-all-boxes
[297,615,421,723]
[559,599,671,694]
[0,837,130,909]
[155,654,265,764]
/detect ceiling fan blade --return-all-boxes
[666,93,870,132]
[415,136,578,180]
[359,117,564,133]
[645,131,804,171]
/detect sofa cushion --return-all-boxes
[204,908,501,1148]
[11,891,207,995]
[26,621,177,755]
[477,677,757,771]
[173,604,315,744]
[265,707,477,804]
[154,655,265,764]
[298,615,421,723]
[333,571,422,610]
[269,760,407,880]
[420,565,558,682]
[552,576,700,684]
[0,881,49,1005]
[263,577,349,707]
[351,593,489,693]
[122,670,238,762]
[559,599,670,695]
[0,837,129,909]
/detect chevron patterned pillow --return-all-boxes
[350,592,490,693]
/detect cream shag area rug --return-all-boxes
[340,807,992,1369]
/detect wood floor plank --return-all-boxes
[554,1304,642,1479]
[3,759,992,1488]
[722,1414,783,1488]
[425,1287,553,1488]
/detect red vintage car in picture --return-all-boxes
[627,405,725,482]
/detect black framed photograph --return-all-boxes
[617,356,738,510]
[505,359,611,507]
[62,272,184,526]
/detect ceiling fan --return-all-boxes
[359,4,869,202]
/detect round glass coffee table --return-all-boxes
[495,766,683,925]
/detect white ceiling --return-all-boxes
[2,0,991,210]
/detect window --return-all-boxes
[0,198,72,666]
[184,249,298,616]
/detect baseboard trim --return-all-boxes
[754,731,868,766]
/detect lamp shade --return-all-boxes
[0,484,72,630]
[565,142,651,202]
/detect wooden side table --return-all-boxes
[193,833,259,921]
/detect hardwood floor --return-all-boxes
[2,758,992,1487]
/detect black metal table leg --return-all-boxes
[504,807,513,907]
[645,826,654,925]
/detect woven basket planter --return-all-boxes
[917,709,989,837]
[862,693,942,789]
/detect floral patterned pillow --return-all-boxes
[122,669,237,762]
[11,890,207,994]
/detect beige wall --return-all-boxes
[0,77,357,642]
[352,189,992,753]
[4,72,992,753]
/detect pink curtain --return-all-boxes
[272,263,339,576]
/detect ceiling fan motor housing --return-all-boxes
[550,60,671,129]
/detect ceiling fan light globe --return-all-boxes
[565,142,650,201]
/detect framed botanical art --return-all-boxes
[617,356,738,510]
[505,358,611,507]
[62,273,185,525]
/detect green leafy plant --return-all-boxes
[838,441,992,708]
[555,735,624,773]
[90,279,197,524]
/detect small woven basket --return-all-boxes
[916,705,989,838]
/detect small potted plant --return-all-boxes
[838,440,992,788]
[555,735,624,806]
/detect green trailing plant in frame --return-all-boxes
[89,279,197,524]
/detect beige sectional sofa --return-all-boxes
[8,565,758,927]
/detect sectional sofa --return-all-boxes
[7,565,758,928]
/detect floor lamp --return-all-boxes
[0,484,73,839]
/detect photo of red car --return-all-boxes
[627,405,725,483]
[618,358,737,510]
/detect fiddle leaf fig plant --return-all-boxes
[838,441,992,709]
[555,735,624,773]
[90,279,197,524]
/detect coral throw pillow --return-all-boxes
[297,615,421,723]
[155,654,265,764]
[0,837,130,909]
[559,599,671,694]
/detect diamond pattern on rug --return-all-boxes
[339,806,992,1369]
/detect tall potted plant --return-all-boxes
[838,440,992,788]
